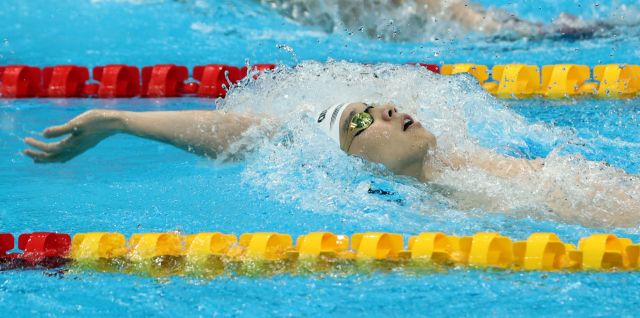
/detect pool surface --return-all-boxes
[2,0,640,316]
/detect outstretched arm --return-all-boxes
[23,109,266,163]
[413,0,603,36]
[440,148,640,228]
[413,0,505,33]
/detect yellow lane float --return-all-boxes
[350,232,404,260]
[294,232,351,259]
[57,231,640,275]
[128,233,183,260]
[184,232,237,258]
[441,63,489,84]
[71,232,128,259]
[239,232,293,261]
[568,234,640,270]
[484,64,541,98]
[442,63,640,98]
[512,233,575,270]
[458,233,513,268]
[592,64,640,97]
[398,232,458,262]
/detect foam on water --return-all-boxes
[217,60,640,230]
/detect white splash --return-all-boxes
[218,60,640,229]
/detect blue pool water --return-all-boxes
[2,0,640,316]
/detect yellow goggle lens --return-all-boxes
[350,112,374,131]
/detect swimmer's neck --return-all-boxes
[414,150,456,183]
[421,165,442,183]
[394,153,442,183]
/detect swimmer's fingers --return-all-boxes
[24,137,67,153]
[23,148,73,164]
[24,131,105,163]
[43,122,77,138]
[23,136,87,163]
[23,148,54,163]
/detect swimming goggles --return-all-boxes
[342,104,375,152]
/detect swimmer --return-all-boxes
[401,0,609,36]
[292,0,612,39]
[22,103,640,228]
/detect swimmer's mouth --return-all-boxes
[402,114,417,131]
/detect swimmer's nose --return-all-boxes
[375,103,397,121]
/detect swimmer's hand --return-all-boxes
[23,109,123,163]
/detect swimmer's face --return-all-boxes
[339,102,437,178]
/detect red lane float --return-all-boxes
[240,63,276,79]
[0,232,71,271]
[91,64,141,98]
[18,232,71,262]
[0,233,14,257]
[407,63,441,74]
[141,64,189,97]
[192,64,240,98]
[42,65,90,97]
[0,65,42,98]
[182,81,199,95]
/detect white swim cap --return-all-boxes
[315,102,351,147]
